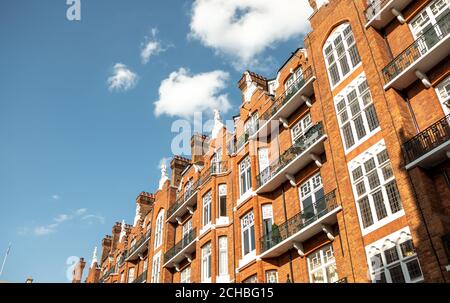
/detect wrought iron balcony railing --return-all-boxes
[164,228,197,264]
[167,180,200,219]
[259,190,338,253]
[127,229,151,259]
[382,12,450,83]
[257,66,314,130]
[199,161,230,187]
[403,114,450,164]
[256,122,324,188]
[364,0,391,22]
[132,270,148,283]
[236,131,251,151]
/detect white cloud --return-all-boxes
[107,63,139,92]
[154,68,231,118]
[51,194,61,201]
[20,208,102,237]
[140,28,170,64]
[33,226,55,236]
[81,214,105,225]
[189,0,313,69]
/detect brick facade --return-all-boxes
[85,0,450,283]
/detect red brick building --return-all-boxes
[85,0,450,283]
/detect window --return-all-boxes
[151,253,161,283]
[335,74,380,152]
[201,242,212,282]
[127,267,135,283]
[154,209,165,249]
[239,156,252,197]
[182,219,193,245]
[366,227,424,283]
[323,23,361,87]
[258,147,270,185]
[265,270,278,283]
[180,266,191,283]
[143,259,148,272]
[291,113,313,143]
[307,244,338,283]
[410,0,449,42]
[244,112,259,136]
[241,211,256,257]
[285,67,304,96]
[184,178,194,200]
[299,173,325,223]
[212,149,223,173]
[261,204,273,236]
[349,140,404,234]
[436,74,450,115]
[243,275,258,283]
[202,191,212,227]
[218,184,227,218]
[218,236,228,277]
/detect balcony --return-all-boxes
[200,161,230,186]
[382,13,450,90]
[236,131,251,151]
[259,190,341,259]
[132,270,148,283]
[163,228,197,270]
[251,66,315,140]
[403,114,450,170]
[125,229,151,261]
[166,180,200,224]
[364,0,413,29]
[100,267,116,282]
[255,122,327,194]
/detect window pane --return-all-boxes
[384,247,399,264]
[365,104,380,131]
[389,265,406,283]
[406,259,422,280]
[385,181,403,213]
[358,197,374,228]
[354,115,366,139]
[373,190,388,220]
[368,171,381,190]
[400,240,416,258]
[342,123,355,148]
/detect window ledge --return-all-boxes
[216,275,231,283]
[237,251,257,272]
[236,191,256,210]
[216,217,230,227]
[199,224,215,239]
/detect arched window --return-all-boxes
[323,23,361,87]
[154,209,164,249]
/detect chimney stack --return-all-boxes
[191,134,209,164]
[71,258,86,283]
[170,156,191,188]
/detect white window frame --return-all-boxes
[127,267,135,283]
[435,74,450,115]
[201,242,212,283]
[409,0,449,40]
[323,23,362,89]
[202,191,212,227]
[182,219,193,238]
[151,252,161,283]
[307,244,339,283]
[265,270,278,283]
[239,155,252,197]
[348,140,405,236]
[366,227,424,283]
[180,266,191,283]
[261,204,273,236]
[334,73,381,154]
[218,236,228,277]
[241,211,256,258]
[291,113,313,144]
[218,184,227,219]
[154,209,165,249]
[285,67,304,96]
[244,112,259,136]
[299,172,324,217]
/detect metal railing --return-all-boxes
[364,0,391,22]
[168,180,200,218]
[132,270,148,283]
[256,122,324,188]
[257,66,314,132]
[211,161,229,175]
[382,12,450,83]
[164,228,197,264]
[403,114,450,164]
[260,190,338,253]
[99,267,116,282]
[127,229,151,258]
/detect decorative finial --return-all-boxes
[119,219,126,242]
[158,162,169,190]
[211,109,224,139]
[91,247,98,268]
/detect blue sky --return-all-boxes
[0,0,313,282]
